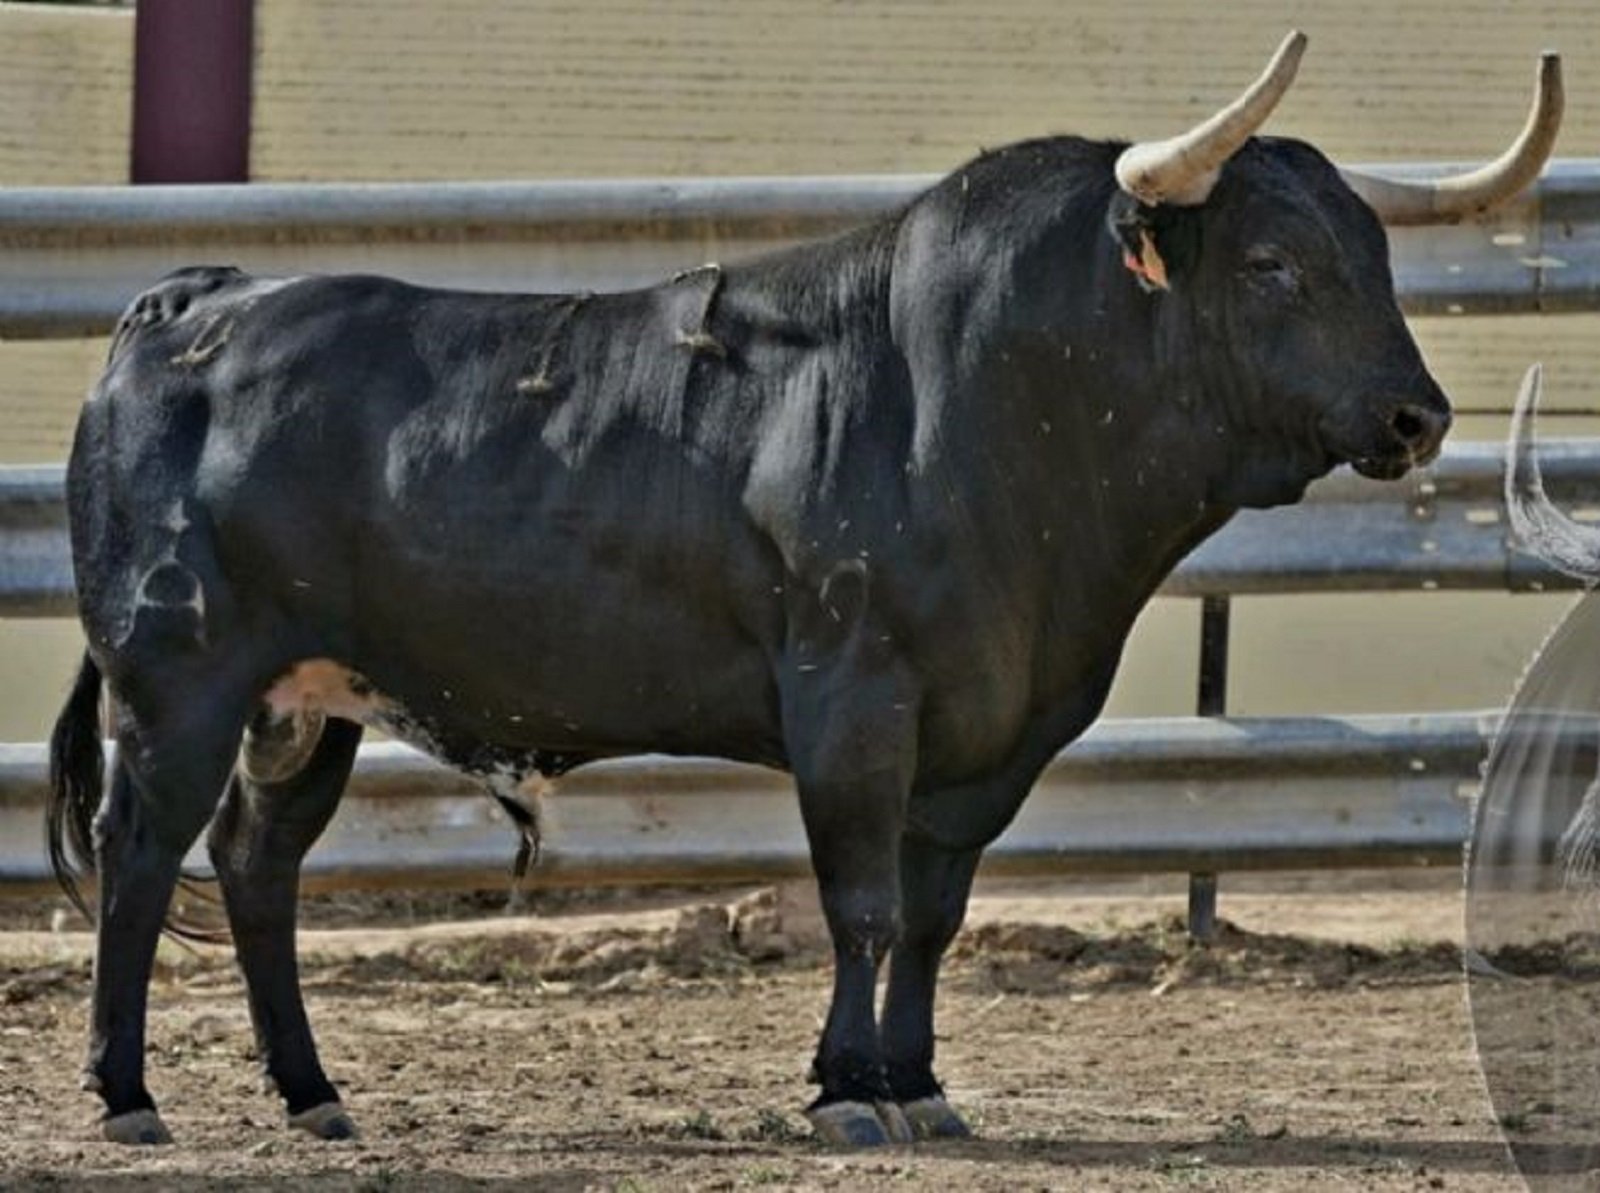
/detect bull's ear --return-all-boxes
[1107,194,1197,292]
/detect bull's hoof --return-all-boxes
[874,1100,915,1144]
[805,1100,912,1147]
[102,1108,172,1146]
[901,1096,972,1140]
[287,1101,359,1141]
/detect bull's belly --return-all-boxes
[260,630,786,773]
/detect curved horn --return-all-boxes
[1506,363,1600,581]
[1342,53,1563,226]
[1114,31,1307,207]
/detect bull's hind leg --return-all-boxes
[87,694,253,1144]
[208,716,362,1140]
[880,836,983,1139]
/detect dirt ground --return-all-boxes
[0,871,1550,1190]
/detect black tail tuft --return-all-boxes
[46,652,105,924]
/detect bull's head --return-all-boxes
[1107,32,1561,505]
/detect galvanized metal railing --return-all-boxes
[0,712,1534,893]
[1,159,1596,339]
[3,163,1599,927]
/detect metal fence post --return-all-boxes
[1189,593,1231,941]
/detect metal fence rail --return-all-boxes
[1,712,1545,893]
[1,159,1597,339]
[4,437,1593,616]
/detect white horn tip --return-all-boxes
[1515,362,1545,415]
[1269,31,1309,76]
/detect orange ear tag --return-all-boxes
[1122,229,1170,292]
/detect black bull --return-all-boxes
[47,134,1467,1143]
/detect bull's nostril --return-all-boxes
[1391,405,1429,446]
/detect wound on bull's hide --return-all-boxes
[516,293,590,397]
[168,314,235,368]
[671,263,728,359]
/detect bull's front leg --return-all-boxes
[780,565,920,1147]
[880,834,984,1139]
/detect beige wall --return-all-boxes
[0,3,129,471]
[0,3,131,187]
[251,0,1600,179]
[0,3,133,737]
[1,1,1597,737]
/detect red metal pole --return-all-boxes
[131,0,254,183]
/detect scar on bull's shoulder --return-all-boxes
[671,263,727,359]
[516,293,592,397]
[169,314,235,368]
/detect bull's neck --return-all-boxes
[941,256,1233,616]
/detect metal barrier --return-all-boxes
[0,713,1530,892]
[2,164,1597,924]
[1,159,1597,339]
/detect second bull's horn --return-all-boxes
[1342,53,1563,226]
[1506,363,1600,582]
[1114,31,1307,207]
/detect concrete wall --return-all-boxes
[0,0,1596,737]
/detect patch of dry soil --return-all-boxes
[0,876,1538,1190]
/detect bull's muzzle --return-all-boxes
[1388,401,1452,466]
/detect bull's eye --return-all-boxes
[1242,249,1298,292]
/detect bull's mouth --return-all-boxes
[1332,404,1450,481]
[1348,443,1439,481]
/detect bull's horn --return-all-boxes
[1506,363,1600,582]
[1342,53,1563,226]
[1114,31,1307,207]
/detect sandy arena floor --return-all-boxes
[0,872,1547,1190]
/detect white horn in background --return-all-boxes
[1506,363,1600,583]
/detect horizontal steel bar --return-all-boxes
[3,438,1591,617]
[1,159,1596,339]
[0,712,1534,894]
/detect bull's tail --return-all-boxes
[46,651,104,922]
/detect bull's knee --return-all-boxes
[820,884,902,962]
[238,709,327,785]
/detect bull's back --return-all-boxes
[75,267,789,762]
